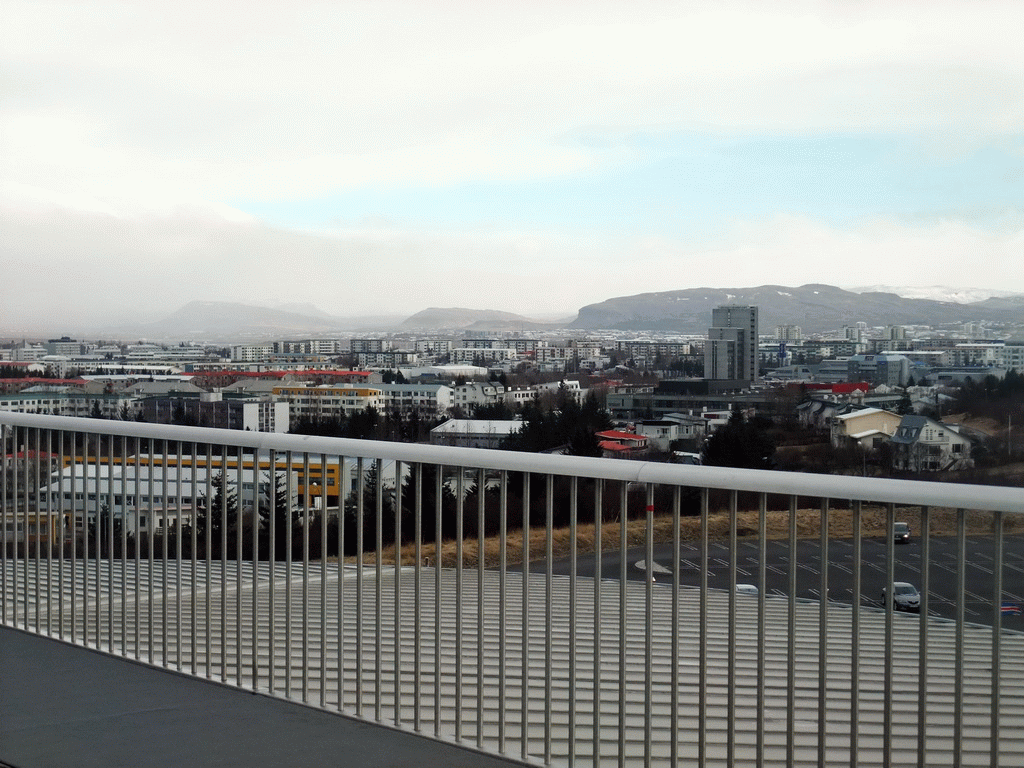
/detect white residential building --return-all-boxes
[376,383,454,417]
[231,344,275,363]
[272,385,384,419]
[452,382,506,411]
[889,415,973,472]
[429,419,522,449]
[451,347,517,364]
[830,407,902,450]
[997,343,1024,373]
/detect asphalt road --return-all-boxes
[537,533,1024,629]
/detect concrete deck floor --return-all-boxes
[0,626,526,768]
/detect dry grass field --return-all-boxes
[348,504,1016,569]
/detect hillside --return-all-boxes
[570,284,1024,333]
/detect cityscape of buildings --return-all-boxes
[2,305,1021,473]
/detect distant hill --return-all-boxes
[113,301,404,341]
[401,307,558,331]
[570,284,1024,333]
[77,285,1024,342]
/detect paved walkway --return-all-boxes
[0,627,526,768]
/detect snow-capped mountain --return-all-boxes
[846,285,1023,304]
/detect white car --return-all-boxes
[735,584,759,596]
[882,582,920,612]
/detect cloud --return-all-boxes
[2,194,1021,336]
[1,0,1021,337]
[2,1,1022,207]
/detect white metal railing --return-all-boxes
[3,412,1024,767]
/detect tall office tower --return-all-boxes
[775,325,802,342]
[704,305,759,383]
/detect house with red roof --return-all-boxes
[595,429,649,459]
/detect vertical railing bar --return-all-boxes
[162,439,171,668]
[851,499,862,767]
[148,440,156,666]
[954,507,965,768]
[94,433,102,649]
[23,427,32,631]
[395,460,405,727]
[990,509,1003,768]
[286,451,294,699]
[189,444,197,673]
[130,442,139,660]
[14,425,23,631]
[120,436,129,657]
[3,425,11,625]
[303,452,311,704]
[544,474,554,764]
[593,478,603,768]
[498,469,508,752]
[21,425,28,632]
[46,428,55,637]
[786,494,797,768]
[617,481,627,768]
[268,449,277,694]
[374,456,383,722]
[204,449,212,680]
[83,433,91,647]
[336,452,345,713]
[476,467,485,750]
[644,483,654,768]
[414,462,423,733]
[0,422,7,627]
[59,431,67,641]
[31,427,39,633]
[107,434,115,653]
[699,487,709,768]
[355,455,363,716]
[14,428,22,630]
[251,449,260,690]
[670,485,681,768]
[917,505,930,768]
[218,448,228,681]
[521,472,530,763]
[883,502,895,768]
[12,425,21,631]
[433,463,443,737]
[15,425,24,631]
[70,435,78,644]
[320,453,328,710]
[34,427,43,634]
[175,441,183,670]
[25,427,35,631]
[757,491,767,768]
[169,442,180,671]
[568,475,578,767]
[817,497,829,768]
[727,488,737,768]
[455,466,464,742]
[235,446,244,686]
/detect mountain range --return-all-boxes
[26,285,1024,342]
[571,284,1024,334]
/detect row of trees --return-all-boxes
[954,369,1024,422]
[290,406,440,443]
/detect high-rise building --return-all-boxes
[704,305,759,383]
[775,325,802,341]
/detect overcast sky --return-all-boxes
[2,1,1022,331]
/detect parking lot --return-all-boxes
[547,533,1024,628]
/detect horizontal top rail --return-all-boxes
[3,412,1023,513]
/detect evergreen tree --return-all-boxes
[701,410,776,470]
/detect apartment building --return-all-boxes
[272,384,384,420]
[376,383,454,418]
[705,305,759,384]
